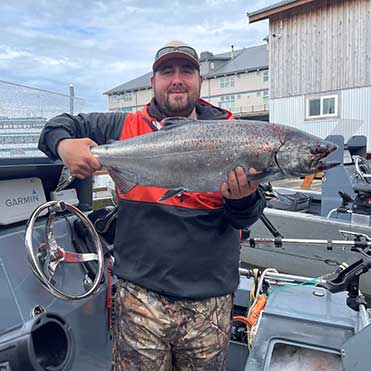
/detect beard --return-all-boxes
[154,84,200,117]
[163,94,197,117]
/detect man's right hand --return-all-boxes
[57,138,102,179]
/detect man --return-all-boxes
[38,41,265,371]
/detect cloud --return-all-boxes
[0,0,273,112]
[0,45,33,60]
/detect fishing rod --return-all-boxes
[241,235,371,251]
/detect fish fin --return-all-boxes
[106,167,137,194]
[55,166,75,191]
[159,189,185,202]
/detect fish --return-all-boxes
[90,118,339,201]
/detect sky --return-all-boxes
[0,0,275,113]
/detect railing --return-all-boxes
[0,80,85,158]
[0,80,84,119]
[229,104,269,114]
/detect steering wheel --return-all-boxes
[25,201,105,301]
[354,155,371,184]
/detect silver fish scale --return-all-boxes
[92,120,290,192]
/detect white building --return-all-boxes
[248,0,371,149]
[105,45,270,121]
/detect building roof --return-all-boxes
[204,44,268,78]
[247,0,315,23]
[104,72,152,95]
[104,44,268,95]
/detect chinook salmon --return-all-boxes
[91,118,338,201]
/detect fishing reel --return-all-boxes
[25,201,104,301]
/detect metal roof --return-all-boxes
[247,0,315,23]
[105,44,268,95]
[204,44,268,78]
[104,72,152,95]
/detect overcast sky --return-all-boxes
[0,0,276,113]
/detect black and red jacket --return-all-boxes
[39,98,265,299]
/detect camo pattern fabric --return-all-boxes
[112,279,233,371]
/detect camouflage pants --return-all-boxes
[112,280,233,371]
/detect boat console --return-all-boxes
[0,157,112,371]
[2,156,371,371]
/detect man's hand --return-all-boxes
[220,166,260,199]
[57,138,102,179]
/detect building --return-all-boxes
[104,45,269,120]
[248,0,371,148]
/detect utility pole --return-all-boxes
[69,84,74,114]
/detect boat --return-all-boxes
[1,152,370,370]
[0,156,111,370]
[244,134,371,296]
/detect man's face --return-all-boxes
[151,58,203,117]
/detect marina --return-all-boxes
[1,0,370,369]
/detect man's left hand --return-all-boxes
[220,166,260,199]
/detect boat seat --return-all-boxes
[267,191,312,212]
[353,184,371,195]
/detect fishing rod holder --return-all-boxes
[318,259,371,311]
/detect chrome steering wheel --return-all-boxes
[25,201,104,301]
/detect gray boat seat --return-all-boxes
[353,184,371,194]
[267,191,312,212]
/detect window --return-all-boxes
[323,97,336,114]
[219,95,236,110]
[123,93,132,102]
[111,95,121,104]
[111,92,133,104]
[263,70,269,82]
[308,99,320,116]
[306,95,338,118]
[220,76,235,88]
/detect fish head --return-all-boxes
[276,135,339,177]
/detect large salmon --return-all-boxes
[91,118,338,200]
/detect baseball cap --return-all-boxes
[153,40,200,72]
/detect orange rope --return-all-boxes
[233,294,267,328]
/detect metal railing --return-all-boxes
[0,80,84,119]
[0,80,85,158]
[229,104,269,114]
